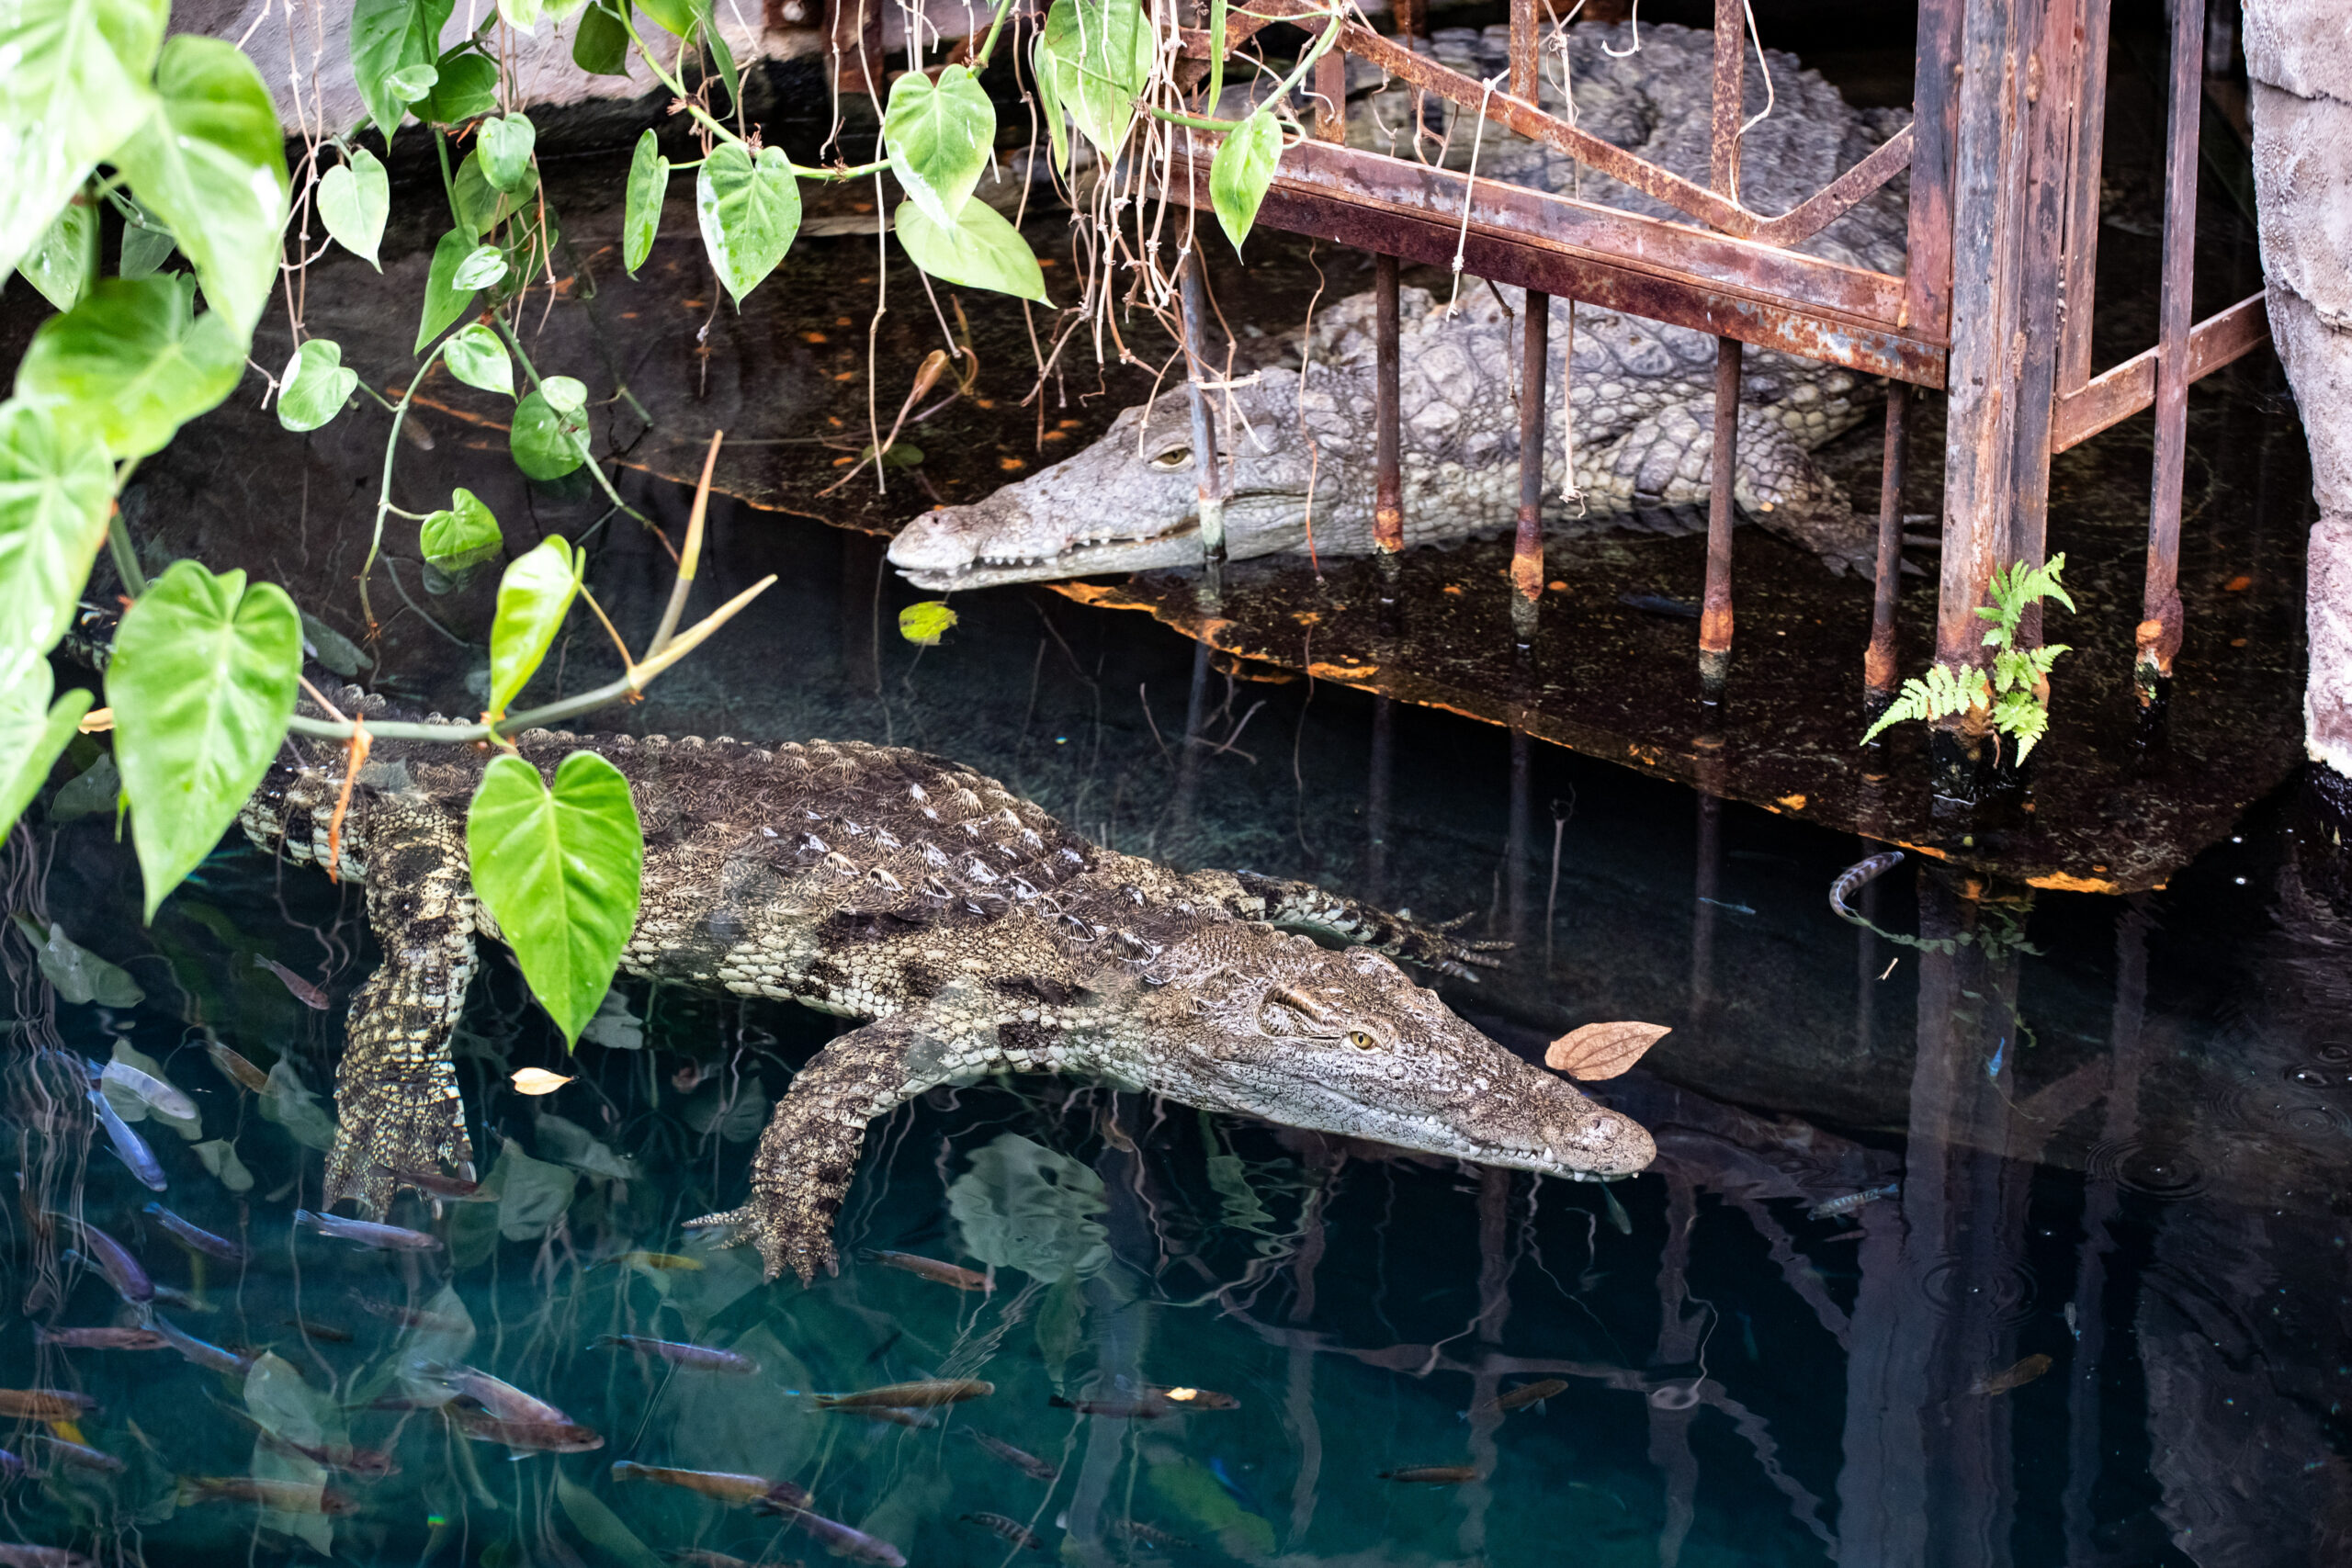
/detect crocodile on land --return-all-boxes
[242,692,1657,1282]
[887,21,1914,591]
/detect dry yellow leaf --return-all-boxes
[1544,1021,1671,1080]
[511,1067,574,1096]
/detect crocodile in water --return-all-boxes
[888,22,1913,591]
[242,694,1657,1282]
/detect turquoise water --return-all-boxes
[6,485,2346,1568]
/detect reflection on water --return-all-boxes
[6,492,2350,1567]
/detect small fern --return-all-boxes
[1862,555,2075,763]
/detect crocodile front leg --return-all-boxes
[1191,869,1509,978]
[688,1010,975,1283]
[324,795,478,1214]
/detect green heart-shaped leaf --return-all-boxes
[17,276,244,460]
[1210,109,1283,255]
[883,65,995,231]
[511,387,590,480]
[416,228,480,353]
[442,322,513,397]
[276,338,358,433]
[414,47,498,125]
[451,243,508,291]
[893,197,1047,303]
[0,652,95,840]
[0,0,165,282]
[119,198,176,278]
[17,197,98,314]
[486,535,579,716]
[349,0,455,143]
[317,148,389,270]
[897,600,957,647]
[0,399,115,659]
[1038,0,1152,162]
[571,0,630,75]
[421,488,502,571]
[623,130,666,277]
[466,750,643,1044]
[695,141,799,304]
[481,113,537,193]
[104,559,300,919]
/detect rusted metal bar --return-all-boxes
[1178,253,1225,564]
[1904,0,1965,339]
[1157,141,1946,384]
[1510,0,1539,104]
[1374,253,1403,553]
[1933,0,2033,795]
[1195,4,1914,248]
[2142,0,2210,702]
[1515,291,1549,605]
[2051,291,2267,451]
[1701,338,1740,697]
[2059,0,2115,394]
[1711,0,1744,197]
[1314,45,1346,143]
[1866,382,1909,705]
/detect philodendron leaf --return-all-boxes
[893,197,1047,303]
[623,130,666,277]
[510,386,591,481]
[485,535,579,718]
[351,0,457,141]
[104,559,301,920]
[442,322,513,397]
[883,65,995,231]
[0,0,166,283]
[1038,0,1152,162]
[633,0,695,35]
[16,276,243,461]
[108,35,289,340]
[1210,110,1283,254]
[276,339,358,433]
[571,0,630,75]
[0,398,116,659]
[416,229,480,353]
[466,751,643,1044]
[119,200,175,278]
[414,47,498,126]
[450,243,508,292]
[1032,35,1069,175]
[420,489,502,571]
[0,653,93,840]
[481,113,537,193]
[17,197,98,314]
[316,148,389,270]
[695,142,799,304]
[452,151,537,239]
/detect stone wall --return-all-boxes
[2244,0,2352,778]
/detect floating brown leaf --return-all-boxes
[1971,1353,2052,1396]
[1544,1021,1671,1080]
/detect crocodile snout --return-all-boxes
[1544,1105,1656,1179]
[888,506,992,575]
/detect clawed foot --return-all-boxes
[1385,910,1511,981]
[685,1200,839,1285]
[324,1083,473,1218]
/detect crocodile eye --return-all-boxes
[1148,446,1192,471]
[1347,1030,1377,1051]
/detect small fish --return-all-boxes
[1487,1378,1568,1415]
[88,1088,166,1190]
[253,955,329,1010]
[610,1462,806,1508]
[1987,1037,2007,1079]
[177,1475,359,1514]
[424,1365,571,1426]
[860,1249,989,1290]
[447,1410,604,1453]
[1150,1385,1238,1410]
[844,1406,937,1429]
[1380,1465,1479,1484]
[1971,1353,2053,1396]
[510,1068,572,1095]
[815,1378,992,1411]
[1696,896,1757,916]
[1111,1520,1194,1550]
[349,1293,469,1334]
[253,1429,398,1479]
[758,1505,907,1566]
[1806,1182,1900,1222]
[1602,1183,1634,1235]
[2063,1302,2080,1340]
[147,1283,215,1313]
[207,1042,271,1093]
[961,1513,1044,1551]
[294,1210,440,1252]
[1049,1393,1168,1419]
[40,1438,121,1473]
[146,1313,256,1376]
[967,1429,1057,1482]
[144,1202,248,1262]
[1619,592,1701,619]
[595,1335,757,1375]
[0,1546,96,1568]
[32,1326,167,1351]
[283,1317,353,1343]
[0,1391,95,1421]
[96,1058,198,1122]
[62,1220,151,1303]
[1829,851,1905,923]
[602,1251,704,1272]
[384,1167,483,1201]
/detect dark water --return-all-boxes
[8,477,2351,1567]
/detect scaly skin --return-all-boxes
[242,693,1656,1280]
[889,21,1912,591]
